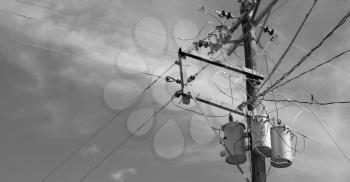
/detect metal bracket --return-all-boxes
[178,48,264,80]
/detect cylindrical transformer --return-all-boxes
[251,115,272,157]
[270,125,293,168]
[222,122,247,165]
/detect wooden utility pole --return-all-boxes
[241,1,266,182]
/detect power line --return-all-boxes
[14,0,206,41]
[260,10,350,98]
[77,95,174,182]
[39,64,174,182]
[270,0,289,15]
[261,45,280,120]
[265,93,350,163]
[0,8,148,52]
[307,107,350,163]
[258,0,318,93]
[256,3,271,43]
[268,49,350,92]
[277,34,350,77]
[263,98,350,106]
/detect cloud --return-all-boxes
[110,168,136,182]
[80,144,100,156]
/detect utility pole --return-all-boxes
[173,1,281,181]
[241,1,266,182]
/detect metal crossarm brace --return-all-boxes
[179,92,246,117]
[178,48,264,80]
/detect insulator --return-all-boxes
[187,75,195,83]
[182,93,191,105]
[174,90,182,98]
[220,150,226,157]
[198,40,203,47]
[226,12,232,19]
[221,10,226,17]
[228,113,233,122]
[262,25,268,32]
[270,34,278,41]
[277,119,282,125]
[203,41,209,48]
[165,76,172,82]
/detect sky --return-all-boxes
[0,0,350,182]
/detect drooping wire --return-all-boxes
[38,63,175,182]
[212,81,245,102]
[269,49,350,92]
[198,6,225,25]
[14,0,206,41]
[1,5,204,179]
[270,0,289,15]
[260,44,280,120]
[256,2,271,44]
[266,93,350,163]
[0,9,184,63]
[260,10,350,98]
[306,107,350,163]
[258,0,318,94]
[258,43,350,161]
[77,95,175,182]
[277,34,350,77]
[251,0,261,21]
[263,98,350,106]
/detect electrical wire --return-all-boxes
[267,93,350,163]
[0,9,184,63]
[264,161,273,182]
[77,95,175,182]
[39,64,174,182]
[270,0,289,15]
[261,45,280,120]
[219,47,246,103]
[277,33,350,77]
[270,49,350,92]
[199,6,225,25]
[307,107,350,163]
[222,48,235,105]
[251,0,261,21]
[256,3,271,44]
[0,8,155,51]
[171,98,229,118]
[290,110,303,126]
[260,10,350,98]
[14,0,206,41]
[263,98,350,106]
[0,8,208,63]
[259,42,349,161]
[258,0,317,94]
[213,82,245,102]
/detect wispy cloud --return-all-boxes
[80,144,100,156]
[110,168,136,182]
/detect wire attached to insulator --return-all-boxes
[187,75,196,83]
[258,24,279,41]
[261,25,274,36]
[228,113,233,122]
[165,76,181,84]
[216,9,236,19]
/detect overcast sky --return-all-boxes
[1,0,350,182]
